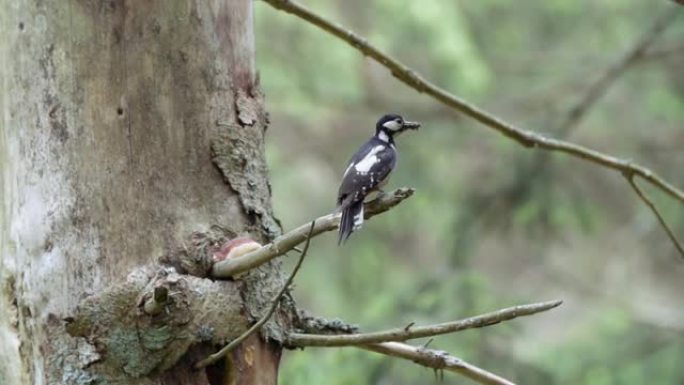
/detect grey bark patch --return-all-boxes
[46,316,102,385]
[48,104,69,143]
[239,260,291,343]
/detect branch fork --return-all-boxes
[288,300,562,385]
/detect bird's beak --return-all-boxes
[403,121,421,130]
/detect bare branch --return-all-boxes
[195,221,317,369]
[262,0,684,206]
[286,300,561,347]
[361,342,516,385]
[626,175,684,258]
[211,187,414,278]
[556,8,679,138]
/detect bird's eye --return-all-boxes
[395,118,403,124]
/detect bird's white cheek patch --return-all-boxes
[383,120,401,131]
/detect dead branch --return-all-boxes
[211,187,414,278]
[286,300,561,347]
[362,342,516,385]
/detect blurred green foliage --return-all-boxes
[255,0,684,383]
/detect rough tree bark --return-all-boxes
[1,1,284,384]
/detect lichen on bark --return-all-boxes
[65,265,247,382]
[211,87,282,242]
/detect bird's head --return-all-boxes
[375,113,420,140]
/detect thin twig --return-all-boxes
[211,187,414,278]
[261,0,684,205]
[626,174,684,258]
[362,342,516,385]
[195,221,317,369]
[286,300,561,347]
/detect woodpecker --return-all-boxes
[336,113,420,244]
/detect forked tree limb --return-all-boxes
[286,300,561,347]
[261,0,684,258]
[289,300,561,384]
[362,342,516,385]
[211,187,414,278]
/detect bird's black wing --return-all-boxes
[337,139,396,209]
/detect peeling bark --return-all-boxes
[0,1,282,384]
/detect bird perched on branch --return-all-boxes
[336,113,420,244]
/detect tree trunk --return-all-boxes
[0,1,282,384]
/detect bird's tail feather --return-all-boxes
[338,200,364,245]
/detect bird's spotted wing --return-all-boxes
[337,140,396,208]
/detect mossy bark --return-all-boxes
[0,1,282,384]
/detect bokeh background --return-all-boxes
[255,1,684,383]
